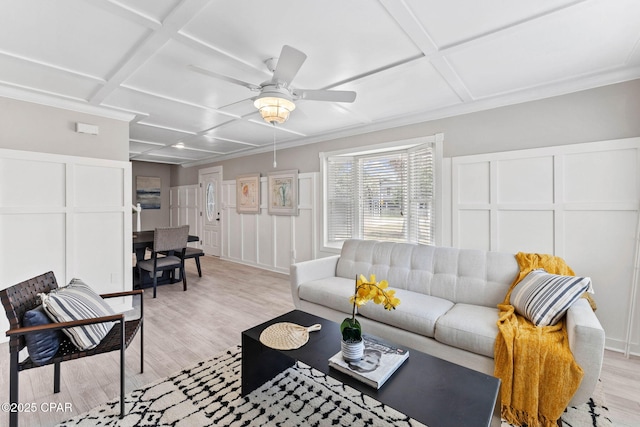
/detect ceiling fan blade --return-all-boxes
[296,89,357,103]
[271,45,307,85]
[188,64,261,91]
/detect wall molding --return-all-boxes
[451,137,640,355]
[0,148,132,342]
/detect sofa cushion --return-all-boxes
[41,278,116,351]
[434,304,499,358]
[357,289,454,338]
[510,269,592,326]
[298,277,356,315]
[23,305,62,366]
[335,239,518,308]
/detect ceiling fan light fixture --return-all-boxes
[254,93,296,124]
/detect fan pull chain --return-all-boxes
[272,123,277,168]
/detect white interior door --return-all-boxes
[200,168,222,256]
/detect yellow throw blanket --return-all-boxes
[495,252,584,427]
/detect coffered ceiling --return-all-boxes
[1,0,639,165]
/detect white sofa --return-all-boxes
[290,239,605,406]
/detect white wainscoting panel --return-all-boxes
[72,212,125,294]
[221,172,318,274]
[452,137,640,355]
[0,149,132,342]
[169,184,201,247]
[1,213,67,281]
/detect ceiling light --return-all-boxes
[173,142,185,149]
[253,87,296,124]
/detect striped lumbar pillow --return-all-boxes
[510,269,592,327]
[41,278,116,350]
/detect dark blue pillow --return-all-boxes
[23,305,61,365]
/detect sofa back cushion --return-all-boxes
[336,239,518,307]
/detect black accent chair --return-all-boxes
[0,271,144,427]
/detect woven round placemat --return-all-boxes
[259,322,322,350]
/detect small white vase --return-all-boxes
[341,339,364,362]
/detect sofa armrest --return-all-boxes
[565,297,605,405]
[290,255,340,306]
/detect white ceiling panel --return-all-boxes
[208,120,298,147]
[182,0,421,89]
[275,101,367,135]
[123,39,267,110]
[129,122,192,145]
[103,87,232,132]
[183,135,257,153]
[0,54,101,100]
[445,0,640,98]
[109,0,181,22]
[348,57,461,120]
[404,0,580,47]
[152,145,218,160]
[217,98,259,117]
[2,0,639,165]
[129,140,165,154]
[0,0,150,79]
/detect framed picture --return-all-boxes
[236,173,260,214]
[268,170,298,216]
[136,176,161,209]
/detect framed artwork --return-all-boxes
[136,176,161,209]
[268,169,298,216]
[236,173,260,214]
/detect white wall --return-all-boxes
[451,137,640,355]
[172,136,640,355]
[132,161,172,230]
[220,173,318,273]
[169,80,640,355]
[171,79,640,182]
[0,149,132,340]
[0,96,130,161]
[0,96,132,343]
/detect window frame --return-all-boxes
[320,134,443,253]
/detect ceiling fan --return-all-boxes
[189,45,357,125]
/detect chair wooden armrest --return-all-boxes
[101,289,144,299]
[5,313,125,337]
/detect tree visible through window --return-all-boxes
[324,141,435,247]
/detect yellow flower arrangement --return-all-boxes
[350,274,401,310]
[341,274,401,342]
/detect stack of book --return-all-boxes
[328,336,409,389]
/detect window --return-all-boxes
[322,136,441,249]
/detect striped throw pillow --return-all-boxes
[510,269,592,327]
[41,278,116,350]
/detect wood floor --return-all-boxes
[0,256,638,426]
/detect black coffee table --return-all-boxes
[242,310,500,427]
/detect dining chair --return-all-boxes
[136,225,189,298]
[182,247,205,277]
[161,246,204,277]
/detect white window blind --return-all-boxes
[326,156,355,241]
[408,144,434,245]
[359,152,407,242]
[325,142,435,246]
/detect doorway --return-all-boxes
[199,166,222,257]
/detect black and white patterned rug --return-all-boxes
[57,346,612,427]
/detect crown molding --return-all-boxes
[0,84,135,122]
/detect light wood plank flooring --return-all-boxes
[0,256,638,426]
